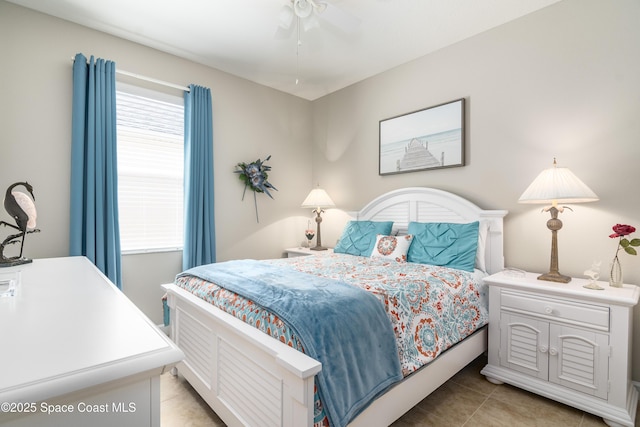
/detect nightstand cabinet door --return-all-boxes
[500,313,609,398]
[500,313,549,380]
[549,324,609,399]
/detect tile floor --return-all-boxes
[160,355,637,427]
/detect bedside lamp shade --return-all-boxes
[518,161,598,205]
[519,159,598,283]
[301,187,335,251]
[301,188,335,209]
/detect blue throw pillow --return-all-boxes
[407,221,479,272]
[334,221,394,257]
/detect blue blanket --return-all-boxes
[179,260,402,427]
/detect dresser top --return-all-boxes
[0,256,183,402]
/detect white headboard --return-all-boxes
[349,187,508,274]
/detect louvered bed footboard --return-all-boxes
[163,283,321,427]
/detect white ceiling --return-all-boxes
[8,0,561,100]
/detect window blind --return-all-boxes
[116,85,184,253]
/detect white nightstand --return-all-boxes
[480,271,640,427]
[285,247,334,258]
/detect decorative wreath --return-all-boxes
[235,155,277,222]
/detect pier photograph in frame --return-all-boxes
[379,98,465,175]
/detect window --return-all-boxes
[116,83,184,253]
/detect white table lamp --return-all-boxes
[301,187,335,251]
[519,158,598,283]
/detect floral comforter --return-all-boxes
[175,252,488,426]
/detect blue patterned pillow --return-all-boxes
[407,221,479,272]
[334,221,394,256]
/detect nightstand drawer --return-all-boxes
[501,289,609,330]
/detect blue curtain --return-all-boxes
[70,53,122,288]
[183,84,216,270]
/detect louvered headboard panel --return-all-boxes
[351,187,508,274]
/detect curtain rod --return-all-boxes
[71,57,190,92]
[116,69,190,92]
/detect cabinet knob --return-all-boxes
[549,347,558,356]
[539,345,548,353]
[544,306,553,315]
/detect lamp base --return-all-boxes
[537,271,571,283]
[310,246,328,251]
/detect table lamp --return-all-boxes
[301,186,335,251]
[518,158,598,283]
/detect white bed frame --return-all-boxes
[162,187,507,427]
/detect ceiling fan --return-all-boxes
[277,0,361,35]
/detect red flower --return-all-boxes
[609,224,636,238]
[609,224,640,257]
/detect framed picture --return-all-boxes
[379,98,465,175]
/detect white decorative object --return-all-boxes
[0,270,19,297]
[163,187,507,427]
[0,257,183,427]
[583,261,604,290]
[481,271,639,427]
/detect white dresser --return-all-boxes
[0,257,183,427]
[481,271,639,427]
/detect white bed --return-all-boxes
[162,187,507,427]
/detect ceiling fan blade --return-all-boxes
[318,2,361,34]
[275,22,295,39]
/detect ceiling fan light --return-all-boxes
[279,4,294,29]
[313,1,327,13]
[302,14,319,31]
[294,0,313,18]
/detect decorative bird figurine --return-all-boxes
[583,260,604,290]
[0,181,40,266]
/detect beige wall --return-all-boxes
[0,1,313,323]
[2,0,640,378]
[311,0,640,378]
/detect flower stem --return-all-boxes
[254,191,259,223]
[613,237,622,259]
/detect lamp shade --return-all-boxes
[518,160,598,205]
[301,188,335,209]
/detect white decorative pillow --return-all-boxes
[370,234,413,263]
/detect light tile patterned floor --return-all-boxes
[161,355,637,426]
